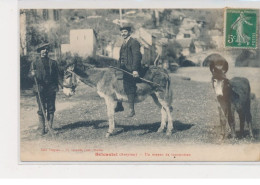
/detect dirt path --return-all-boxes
[20,92,79,132]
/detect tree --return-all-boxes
[161,41,182,63]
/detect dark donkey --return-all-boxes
[208,54,253,139]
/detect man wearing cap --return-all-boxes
[118,25,142,117]
[29,43,62,135]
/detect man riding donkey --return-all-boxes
[29,43,63,135]
[114,24,143,117]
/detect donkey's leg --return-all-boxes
[104,95,117,138]
[157,108,167,133]
[246,109,253,138]
[218,106,226,139]
[165,105,174,135]
[151,93,162,109]
[238,110,245,137]
[151,93,166,133]
[156,93,173,135]
[228,108,236,139]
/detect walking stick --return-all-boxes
[33,75,55,138]
[109,66,162,87]
[66,70,95,88]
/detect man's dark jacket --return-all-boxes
[119,37,142,73]
[29,57,60,93]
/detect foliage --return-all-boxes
[26,25,48,52]
[20,55,34,89]
[143,19,156,29]
[161,41,182,63]
[235,50,260,67]
[59,52,117,68]
[23,10,61,53]
[60,9,121,49]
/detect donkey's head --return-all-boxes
[209,56,230,97]
[62,60,95,96]
[62,62,78,97]
[208,54,229,74]
[212,72,230,97]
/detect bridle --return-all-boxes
[63,63,98,90]
[212,72,228,84]
[212,72,231,98]
[63,67,78,90]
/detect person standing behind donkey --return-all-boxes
[116,25,142,117]
[29,43,62,135]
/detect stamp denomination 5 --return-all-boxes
[225,8,258,49]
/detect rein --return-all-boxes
[63,71,77,89]
[109,66,163,87]
[66,70,95,88]
[212,71,227,80]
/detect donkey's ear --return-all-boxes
[223,60,229,74]
[209,62,215,73]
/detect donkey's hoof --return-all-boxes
[249,134,254,140]
[166,130,172,136]
[157,127,164,133]
[47,128,56,133]
[46,129,57,136]
[106,132,112,138]
[231,133,236,139]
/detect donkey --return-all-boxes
[211,70,253,139]
[62,63,174,137]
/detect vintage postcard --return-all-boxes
[20,7,260,162]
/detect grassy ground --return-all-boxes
[20,67,260,161]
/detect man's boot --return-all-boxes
[46,113,54,133]
[115,101,124,112]
[125,94,135,118]
[37,114,45,135]
[49,113,54,129]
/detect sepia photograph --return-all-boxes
[19,7,260,162]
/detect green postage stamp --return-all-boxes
[225,8,258,49]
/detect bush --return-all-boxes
[94,55,118,67]
[161,41,182,61]
[59,52,118,68]
[235,50,260,67]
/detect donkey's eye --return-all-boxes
[64,72,72,78]
[213,79,217,83]
[68,66,74,71]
